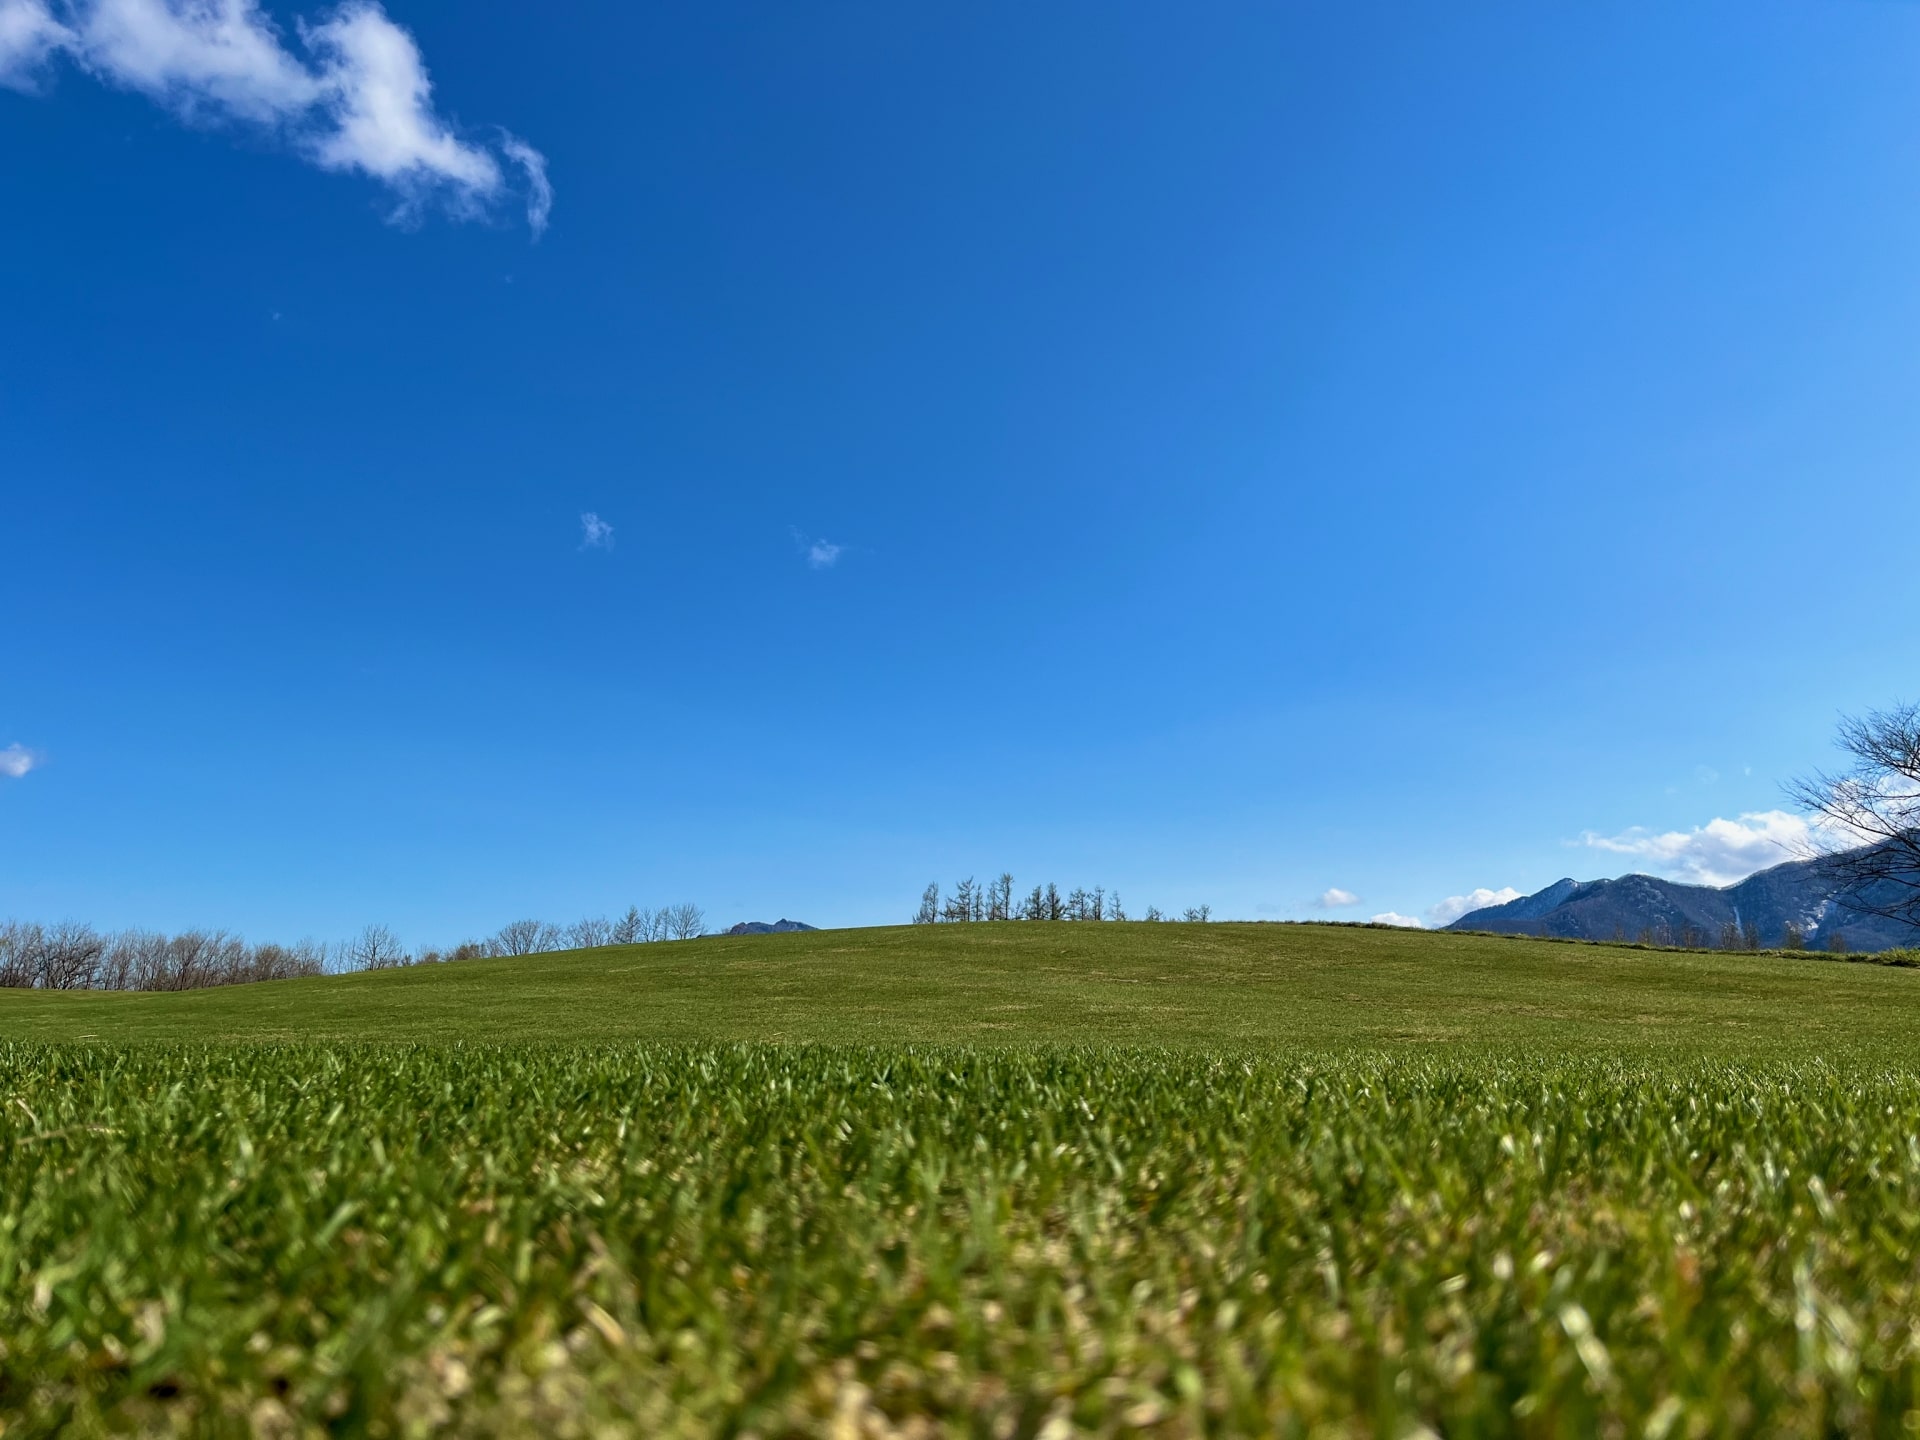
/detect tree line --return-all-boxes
[912,876,1210,925]
[0,902,709,992]
[1601,918,1849,953]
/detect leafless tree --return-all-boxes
[346,924,410,970]
[0,921,39,987]
[662,902,706,940]
[251,941,327,981]
[38,922,106,989]
[941,878,976,924]
[1183,905,1212,924]
[143,930,224,991]
[612,906,655,944]
[990,874,1014,922]
[95,931,136,990]
[913,884,939,925]
[568,916,614,949]
[1789,702,1920,928]
[120,936,175,990]
[490,919,557,956]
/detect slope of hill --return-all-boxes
[4,922,1920,1059]
[1450,851,1920,951]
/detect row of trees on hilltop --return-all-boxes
[1599,918,1850,953]
[0,902,709,992]
[0,922,328,992]
[912,876,1210,925]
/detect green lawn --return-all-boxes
[2,921,1916,1057]
[9,924,1920,1437]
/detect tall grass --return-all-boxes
[5,1044,1920,1435]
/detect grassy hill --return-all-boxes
[12,923,1920,1433]
[3,919,1918,1057]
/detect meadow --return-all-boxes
[7,924,1920,1436]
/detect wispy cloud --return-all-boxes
[579,511,613,550]
[498,130,549,238]
[790,529,844,570]
[1581,809,1822,888]
[0,0,547,232]
[1316,887,1359,909]
[1426,886,1521,928]
[0,0,73,85]
[0,743,37,779]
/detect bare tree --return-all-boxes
[120,930,172,990]
[0,921,39,987]
[1782,920,1807,951]
[943,879,976,924]
[1109,893,1127,922]
[38,922,106,989]
[1182,905,1212,924]
[491,919,552,956]
[147,930,228,991]
[913,884,940,925]
[1789,702,1920,928]
[346,924,410,971]
[568,916,614,949]
[612,906,655,944]
[254,941,327,981]
[662,902,706,941]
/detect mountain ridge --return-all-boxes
[1448,847,1920,952]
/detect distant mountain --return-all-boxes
[1448,847,1920,952]
[725,919,818,936]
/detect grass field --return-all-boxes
[5,920,1920,1057]
[7,923,1920,1436]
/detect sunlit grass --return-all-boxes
[7,1043,1920,1435]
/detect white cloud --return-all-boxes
[76,0,317,119]
[579,511,613,550]
[1426,886,1522,928]
[805,538,843,569]
[0,0,73,85]
[499,129,549,238]
[0,744,37,779]
[1,0,545,231]
[1581,809,1820,888]
[1370,911,1424,928]
[1316,887,1359,909]
[303,4,500,212]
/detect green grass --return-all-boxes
[9,924,1920,1435]
[4,921,1920,1058]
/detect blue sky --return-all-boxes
[5,0,1920,943]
